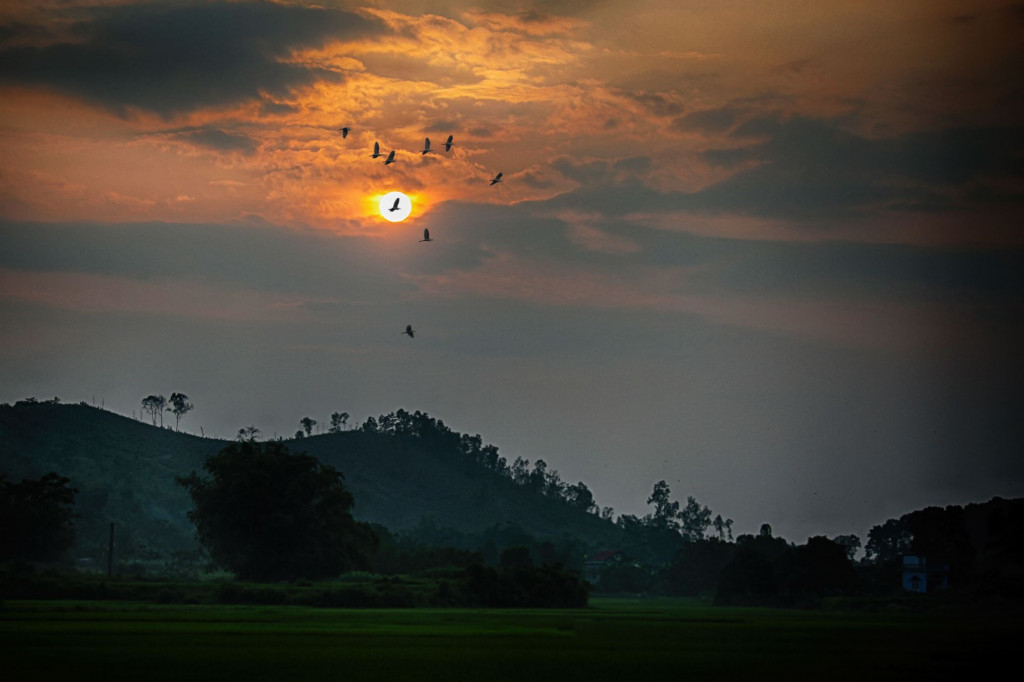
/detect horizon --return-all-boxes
[1,0,1021,546]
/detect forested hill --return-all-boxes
[0,402,624,557]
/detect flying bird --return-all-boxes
[384,150,395,165]
[402,325,415,338]
[389,197,401,212]
[339,127,351,138]
[370,141,382,158]
[443,135,454,152]
[420,228,433,242]
[420,137,432,154]
[489,172,503,185]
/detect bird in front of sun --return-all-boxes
[402,325,415,338]
[339,126,351,138]
[490,172,503,185]
[380,191,411,222]
[370,141,382,158]
[443,135,454,152]
[420,138,433,155]
[420,228,432,242]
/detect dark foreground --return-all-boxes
[1,597,1014,681]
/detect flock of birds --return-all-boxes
[338,126,504,341]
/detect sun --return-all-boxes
[379,191,412,222]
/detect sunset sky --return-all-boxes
[1,0,1021,542]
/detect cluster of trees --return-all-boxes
[862,498,1024,600]
[140,393,193,430]
[361,410,603,516]
[173,439,590,605]
[595,524,861,605]
[295,412,350,438]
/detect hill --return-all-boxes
[0,402,624,561]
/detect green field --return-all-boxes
[0,598,1012,681]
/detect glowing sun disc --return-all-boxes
[379,191,412,222]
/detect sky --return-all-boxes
[1,0,1022,543]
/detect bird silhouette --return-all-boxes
[420,228,432,242]
[489,172,503,185]
[384,150,395,165]
[339,127,351,138]
[370,141,382,158]
[443,135,454,152]
[420,137,432,154]
[389,197,401,212]
[402,325,415,338]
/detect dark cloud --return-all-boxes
[627,91,683,118]
[547,116,1024,221]
[166,127,258,154]
[673,107,742,133]
[0,2,384,116]
[0,220,410,300]
[675,107,741,133]
[551,155,652,184]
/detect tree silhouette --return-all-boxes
[646,480,680,531]
[678,496,712,541]
[168,393,193,431]
[328,412,349,433]
[236,425,261,442]
[141,395,166,427]
[177,440,377,581]
[0,472,77,562]
[300,417,317,437]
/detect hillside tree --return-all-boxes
[236,425,261,442]
[168,392,193,431]
[141,394,166,427]
[328,412,349,433]
[300,417,317,437]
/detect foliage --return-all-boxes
[328,412,349,433]
[300,417,317,437]
[0,472,77,562]
[140,395,166,427]
[832,534,861,561]
[177,440,378,581]
[678,496,712,541]
[168,393,193,431]
[715,546,778,605]
[661,538,734,597]
[864,517,912,564]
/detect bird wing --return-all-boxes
[424,229,430,240]
[391,198,400,210]
[385,151,395,164]
[373,142,379,155]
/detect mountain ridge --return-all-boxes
[0,402,624,557]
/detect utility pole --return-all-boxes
[107,523,114,577]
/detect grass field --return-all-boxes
[0,597,1013,681]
